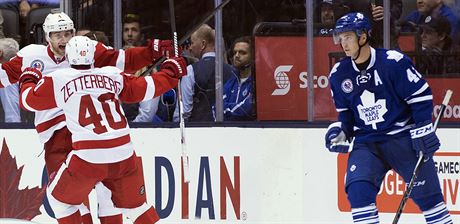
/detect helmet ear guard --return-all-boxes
[43,12,75,41]
[65,36,95,66]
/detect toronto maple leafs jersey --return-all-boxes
[329,48,433,143]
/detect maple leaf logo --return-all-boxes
[357,90,388,130]
[0,138,45,220]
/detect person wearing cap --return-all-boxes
[315,0,335,35]
[404,0,460,45]
[418,15,460,75]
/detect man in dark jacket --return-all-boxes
[417,15,460,75]
[174,24,235,122]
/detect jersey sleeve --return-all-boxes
[389,52,433,123]
[329,62,355,137]
[93,41,154,74]
[20,77,57,111]
[119,69,179,104]
[0,55,23,87]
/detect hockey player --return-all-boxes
[0,12,175,223]
[18,36,187,224]
[325,12,453,224]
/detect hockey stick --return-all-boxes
[168,0,190,183]
[392,89,453,224]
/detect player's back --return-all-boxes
[49,66,133,163]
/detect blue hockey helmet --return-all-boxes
[333,12,372,44]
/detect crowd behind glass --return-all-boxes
[0,0,459,124]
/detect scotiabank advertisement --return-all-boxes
[255,36,460,122]
[0,127,459,223]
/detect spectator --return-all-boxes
[403,0,460,44]
[222,36,255,121]
[18,0,59,18]
[122,13,144,48]
[417,15,460,75]
[84,30,110,46]
[315,0,335,35]
[76,27,91,36]
[0,38,20,122]
[0,11,4,38]
[174,24,236,122]
[121,13,158,123]
[334,0,403,48]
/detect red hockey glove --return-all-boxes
[19,67,42,88]
[160,57,187,79]
[149,39,182,60]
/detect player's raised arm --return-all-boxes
[119,56,187,103]
[19,67,57,111]
[93,39,176,74]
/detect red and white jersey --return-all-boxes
[21,66,177,163]
[1,42,156,144]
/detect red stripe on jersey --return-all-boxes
[73,134,131,150]
[118,74,147,103]
[47,46,66,64]
[123,46,155,73]
[93,42,120,68]
[36,114,66,133]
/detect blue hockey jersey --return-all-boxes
[329,48,434,143]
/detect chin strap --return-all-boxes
[352,31,370,61]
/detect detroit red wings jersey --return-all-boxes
[21,66,159,163]
[1,42,155,144]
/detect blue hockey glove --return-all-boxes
[410,120,440,159]
[325,122,350,153]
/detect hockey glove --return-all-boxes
[325,122,350,153]
[149,39,182,60]
[410,120,440,159]
[160,57,187,79]
[19,67,42,88]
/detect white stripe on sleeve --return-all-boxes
[21,87,38,112]
[142,76,155,101]
[407,95,433,104]
[115,49,125,71]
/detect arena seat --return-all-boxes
[25,7,56,45]
[1,8,20,38]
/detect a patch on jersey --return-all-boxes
[242,88,248,97]
[350,164,356,172]
[356,70,371,85]
[341,79,353,93]
[139,185,145,195]
[30,59,45,72]
[357,90,388,130]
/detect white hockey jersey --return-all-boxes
[21,66,178,163]
[1,42,156,143]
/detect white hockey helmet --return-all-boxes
[43,12,75,41]
[65,36,95,65]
